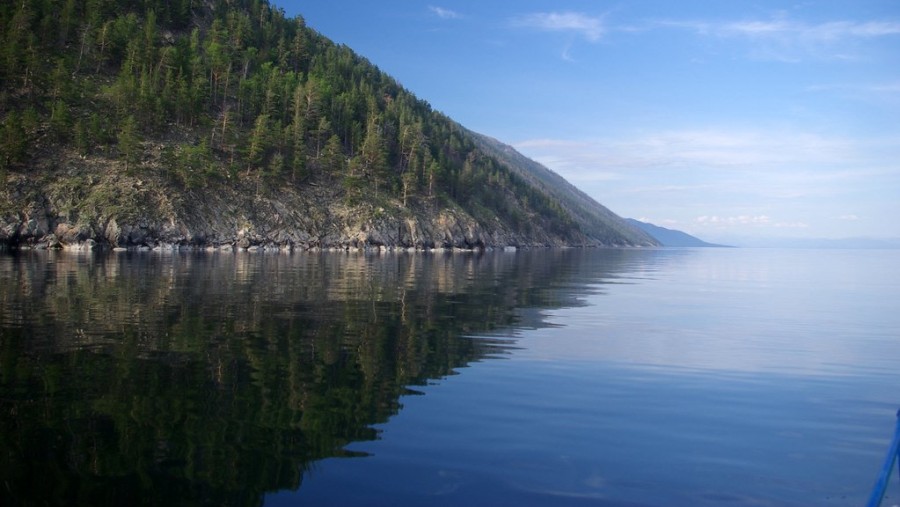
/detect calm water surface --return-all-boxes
[1,248,898,506]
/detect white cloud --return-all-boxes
[839,214,860,221]
[429,6,461,20]
[696,215,772,225]
[512,12,605,42]
[806,81,900,106]
[694,215,809,230]
[515,128,869,177]
[662,16,900,40]
[655,15,900,61]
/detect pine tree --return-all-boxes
[21,107,39,137]
[4,3,32,87]
[247,113,270,175]
[49,100,71,141]
[117,115,140,169]
[0,111,27,170]
[289,82,308,181]
[73,119,90,156]
[323,134,344,174]
[427,159,439,199]
[313,116,330,161]
[50,59,70,101]
[88,112,106,146]
[268,151,284,178]
[59,0,76,47]
[361,114,386,198]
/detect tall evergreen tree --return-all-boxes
[0,111,26,171]
[247,113,270,175]
[117,115,140,169]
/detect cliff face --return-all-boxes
[1,149,602,251]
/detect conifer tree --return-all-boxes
[73,119,90,156]
[117,115,140,169]
[0,111,26,171]
[247,113,270,175]
[49,100,71,141]
[323,134,344,175]
[361,115,386,183]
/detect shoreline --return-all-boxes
[0,241,650,254]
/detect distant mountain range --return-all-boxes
[625,219,730,247]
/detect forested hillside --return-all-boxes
[0,0,657,249]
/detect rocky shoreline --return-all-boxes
[3,240,526,254]
[0,193,579,253]
[0,216,560,253]
[0,211,534,253]
[1,153,653,253]
[0,180,588,253]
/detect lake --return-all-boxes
[1,248,898,506]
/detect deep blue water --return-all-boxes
[271,248,900,506]
[1,248,898,506]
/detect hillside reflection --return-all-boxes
[0,249,640,506]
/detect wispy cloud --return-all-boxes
[734,19,900,39]
[807,80,900,106]
[870,82,900,93]
[429,6,461,20]
[512,12,605,42]
[695,215,809,229]
[517,129,864,174]
[514,128,900,210]
[697,215,772,225]
[660,16,900,40]
[655,14,900,61]
[808,81,900,93]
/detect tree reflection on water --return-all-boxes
[0,249,632,506]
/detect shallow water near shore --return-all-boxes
[1,248,898,506]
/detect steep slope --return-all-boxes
[0,0,653,250]
[625,219,729,247]
[474,133,658,247]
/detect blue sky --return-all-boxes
[278,1,900,244]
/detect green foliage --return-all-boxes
[117,115,140,167]
[48,100,70,141]
[323,134,344,174]
[0,111,26,170]
[73,119,89,156]
[87,112,108,146]
[21,107,39,136]
[247,113,271,173]
[268,150,285,177]
[50,58,71,101]
[164,140,216,188]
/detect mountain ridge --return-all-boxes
[0,0,657,250]
[625,219,729,247]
